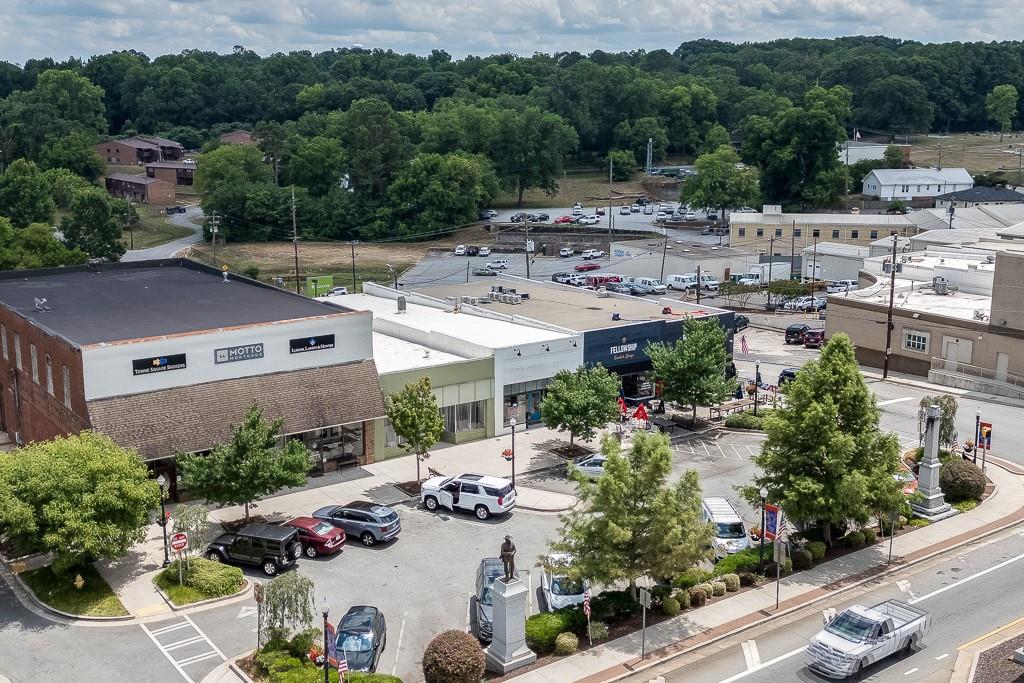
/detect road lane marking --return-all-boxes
[149,621,191,636]
[935,653,949,660]
[879,397,915,406]
[741,640,761,669]
[177,652,221,667]
[714,549,1024,682]
[957,615,1024,650]
[465,596,472,632]
[897,579,917,599]
[140,623,196,682]
[183,615,226,659]
[391,613,407,677]
[904,667,919,675]
[164,635,207,651]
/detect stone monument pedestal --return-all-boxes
[911,404,959,522]
[484,577,536,674]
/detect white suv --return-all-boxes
[420,473,516,519]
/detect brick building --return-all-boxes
[96,136,184,165]
[218,129,256,146]
[145,161,195,186]
[104,173,176,205]
[0,260,385,500]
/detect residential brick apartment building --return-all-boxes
[95,136,184,165]
[218,129,256,145]
[104,173,176,205]
[145,161,194,186]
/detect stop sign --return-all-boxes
[170,532,188,552]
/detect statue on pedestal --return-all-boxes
[500,535,517,581]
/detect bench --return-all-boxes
[650,416,677,434]
[709,399,754,420]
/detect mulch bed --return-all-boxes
[393,480,422,497]
[973,633,1024,683]
[548,443,595,460]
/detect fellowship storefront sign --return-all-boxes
[132,353,187,376]
[289,334,336,354]
[583,321,665,369]
[214,343,265,364]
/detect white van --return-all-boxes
[826,279,858,293]
[623,276,667,294]
[702,497,750,560]
[666,274,697,291]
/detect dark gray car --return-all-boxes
[475,558,504,642]
[335,605,386,673]
[313,501,401,547]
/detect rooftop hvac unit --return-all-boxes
[500,294,513,303]
[460,296,474,304]
[489,291,500,301]
[933,276,948,295]
[396,296,407,313]
[519,292,530,300]
[446,296,457,305]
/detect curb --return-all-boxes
[201,651,257,683]
[573,460,1024,683]
[154,577,253,613]
[949,617,1024,683]
[8,569,133,623]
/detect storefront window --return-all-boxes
[443,400,486,433]
[503,379,551,426]
[384,419,407,448]
[341,424,364,457]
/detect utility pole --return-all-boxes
[808,236,818,299]
[525,222,531,279]
[790,220,796,273]
[125,201,135,250]
[291,188,300,294]
[349,241,358,292]
[465,261,470,283]
[883,234,899,379]
[937,143,942,170]
[948,204,955,229]
[696,264,701,305]
[608,156,614,242]
[659,225,668,282]
[208,210,220,265]
[767,236,775,304]
[1018,149,1022,187]
[646,137,653,175]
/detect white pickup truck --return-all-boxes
[806,600,929,679]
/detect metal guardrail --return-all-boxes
[929,357,1024,390]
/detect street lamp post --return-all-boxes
[156,474,171,567]
[321,597,330,683]
[509,417,517,487]
[974,407,982,465]
[753,359,761,416]
[758,486,768,575]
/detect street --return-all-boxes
[122,206,205,262]
[620,526,1024,683]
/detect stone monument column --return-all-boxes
[484,577,537,674]
[911,404,957,521]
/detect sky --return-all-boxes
[0,0,1011,65]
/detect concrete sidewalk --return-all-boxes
[98,425,580,618]
[510,456,1024,683]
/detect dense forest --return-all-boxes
[0,36,1022,253]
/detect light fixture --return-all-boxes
[570,339,578,348]
[321,597,329,617]
[514,348,521,356]
[759,486,768,500]
[156,473,166,488]
[542,344,550,352]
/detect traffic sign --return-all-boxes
[638,588,652,609]
[169,532,188,552]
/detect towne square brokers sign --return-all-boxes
[132,353,187,376]
[289,334,336,354]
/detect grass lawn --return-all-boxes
[21,564,128,617]
[910,133,1024,180]
[492,168,647,209]
[154,571,207,606]
[122,211,194,249]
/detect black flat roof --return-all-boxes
[0,259,351,346]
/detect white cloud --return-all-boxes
[0,0,1019,64]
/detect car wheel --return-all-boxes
[900,637,913,656]
[304,545,318,558]
[424,496,439,511]
[206,551,221,562]
[361,532,376,547]
[262,560,278,576]
[475,505,491,520]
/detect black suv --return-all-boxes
[466,246,480,256]
[206,524,301,576]
[784,323,811,344]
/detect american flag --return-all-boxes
[337,653,348,674]
[583,590,591,618]
[740,335,749,355]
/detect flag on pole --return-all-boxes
[338,652,349,674]
[583,590,591,618]
[740,334,749,355]
[854,128,862,140]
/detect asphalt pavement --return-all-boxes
[122,206,205,262]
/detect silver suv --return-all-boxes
[313,501,401,546]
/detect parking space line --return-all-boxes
[465,596,472,632]
[141,615,227,682]
[701,441,711,458]
[391,613,407,677]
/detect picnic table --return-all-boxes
[650,415,677,433]
[709,399,755,420]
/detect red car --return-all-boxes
[575,262,601,272]
[283,517,346,558]
[554,215,573,224]
[803,329,825,348]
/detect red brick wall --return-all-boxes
[146,179,176,206]
[0,309,89,445]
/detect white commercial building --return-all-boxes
[801,242,870,282]
[862,167,974,201]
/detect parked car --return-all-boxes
[778,367,799,385]
[571,205,584,216]
[164,205,187,215]
[475,558,504,641]
[551,272,571,283]
[466,245,480,256]
[486,259,509,270]
[283,517,345,558]
[312,501,401,547]
[656,211,668,220]
[630,204,641,213]
[784,323,811,344]
[527,212,550,222]
[205,524,301,576]
[573,453,607,479]
[329,286,349,296]
[784,296,812,311]
[706,211,719,220]
[485,209,498,218]
[581,249,605,260]
[473,268,497,276]
[575,262,600,272]
[478,211,492,220]
[541,554,589,611]
[596,207,606,215]
[606,282,633,294]
[643,204,654,215]
[577,215,599,225]
[555,215,573,224]
[619,205,631,215]
[565,274,587,286]
[803,328,825,348]
[335,605,387,673]
[683,211,696,221]
[637,197,648,205]
[454,245,467,256]
[510,212,527,223]
[420,473,516,520]
[478,246,491,257]
[628,282,655,295]
[559,247,574,258]
[827,279,859,293]
[702,497,750,560]
[733,314,749,332]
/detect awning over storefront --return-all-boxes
[86,360,386,460]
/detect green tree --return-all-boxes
[919,394,959,450]
[0,218,86,269]
[385,377,445,484]
[856,76,933,134]
[883,145,907,169]
[325,97,414,198]
[680,145,760,216]
[539,365,621,450]
[491,106,578,206]
[283,135,346,197]
[647,317,734,422]
[179,403,310,520]
[607,149,637,181]
[254,120,287,185]
[39,131,104,181]
[743,334,900,546]
[171,504,209,568]
[60,187,126,261]
[698,123,731,155]
[195,144,274,198]
[260,571,315,644]
[550,432,711,594]
[0,158,55,228]
[42,167,94,208]
[0,431,160,573]
[613,117,668,165]
[766,278,808,307]
[986,84,1019,141]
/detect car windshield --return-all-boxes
[716,522,746,539]
[550,576,584,596]
[826,612,878,642]
[479,570,502,605]
[337,631,373,652]
[313,522,335,536]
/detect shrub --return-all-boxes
[588,621,609,642]
[738,572,757,587]
[723,409,775,430]
[861,528,877,545]
[590,590,639,622]
[953,499,978,513]
[348,675,403,683]
[422,629,485,683]
[845,531,865,549]
[711,581,727,597]
[791,548,813,570]
[909,518,931,528]
[695,583,714,601]
[721,574,740,592]
[159,558,243,599]
[673,588,691,609]
[673,569,710,590]
[940,459,986,502]
[243,266,260,279]
[689,588,707,606]
[661,596,681,616]
[714,548,761,576]
[526,612,572,653]
[805,541,826,561]
[287,628,320,659]
[650,585,672,606]
[554,632,579,656]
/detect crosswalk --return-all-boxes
[673,437,764,462]
[140,615,226,683]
